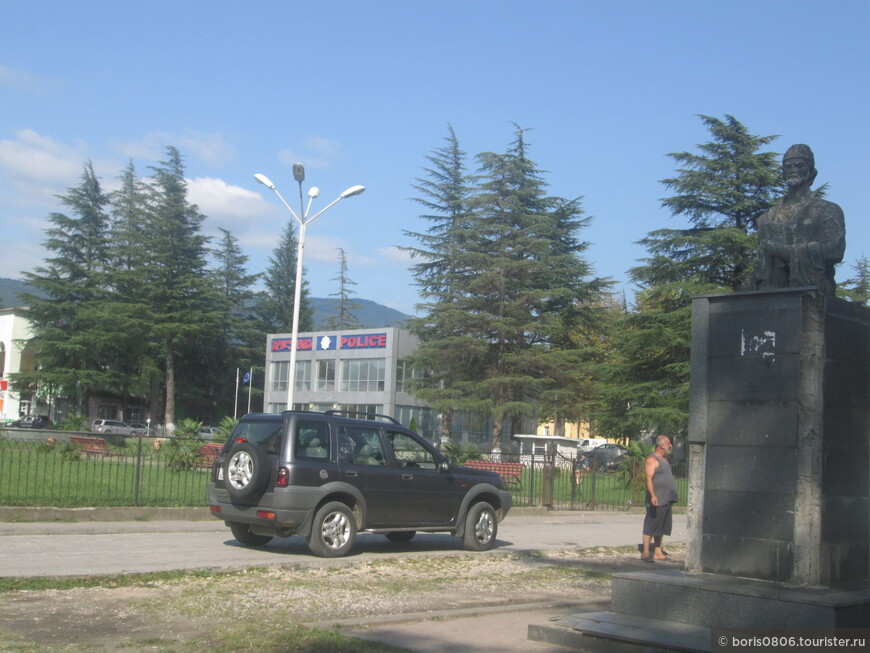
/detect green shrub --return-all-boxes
[442,441,483,465]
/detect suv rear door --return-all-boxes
[336,425,402,527]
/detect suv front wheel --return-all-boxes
[463,502,498,551]
[308,502,357,558]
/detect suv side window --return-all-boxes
[338,426,386,466]
[295,420,330,461]
[387,431,437,470]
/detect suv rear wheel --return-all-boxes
[308,502,356,558]
[463,502,497,551]
[229,522,273,547]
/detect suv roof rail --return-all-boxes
[323,409,402,426]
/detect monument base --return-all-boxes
[529,569,870,652]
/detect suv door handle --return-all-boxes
[401,473,413,480]
[345,471,359,477]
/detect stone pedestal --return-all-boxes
[687,288,868,585]
[530,289,870,652]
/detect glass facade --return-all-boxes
[340,358,386,392]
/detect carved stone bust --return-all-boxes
[751,144,845,294]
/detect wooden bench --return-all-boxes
[70,435,123,458]
[462,460,525,488]
[196,443,223,468]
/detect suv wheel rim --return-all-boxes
[321,511,351,549]
[227,451,254,489]
[474,509,494,543]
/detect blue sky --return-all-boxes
[1,1,867,315]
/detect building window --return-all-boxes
[294,360,311,391]
[316,359,335,391]
[340,359,385,392]
[270,361,288,392]
[338,404,383,420]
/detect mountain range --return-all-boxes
[0,277,412,330]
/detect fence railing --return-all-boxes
[0,431,687,511]
[477,451,688,511]
[0,431,217,507]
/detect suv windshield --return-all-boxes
[231,418,285,455]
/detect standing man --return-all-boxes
[641,435,679,562]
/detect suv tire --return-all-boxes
[229,522,273,547]
[463,502,497,551]
[224,441,270,501]
[308,502,356,558]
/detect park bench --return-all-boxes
[70,435,123,458]
[462,460,525,488]
[196,443,223,468]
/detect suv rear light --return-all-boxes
[209,505,222,515]
[257,511,277,520]
[276,466,289,487]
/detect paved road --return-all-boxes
[0,510,686,577]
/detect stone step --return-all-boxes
[529,610,711,653]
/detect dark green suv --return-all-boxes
[207,411,512,557]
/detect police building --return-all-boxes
[263,327,435,438]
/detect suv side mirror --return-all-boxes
[439,458,451,473]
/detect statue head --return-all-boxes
[782,144,817,190]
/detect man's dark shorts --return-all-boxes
[643,502,673,537]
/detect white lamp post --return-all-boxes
[254,165,365,411]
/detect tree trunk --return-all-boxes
[164,336,175,432]
[439,409,452,449]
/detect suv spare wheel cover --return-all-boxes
[224,441,270,500]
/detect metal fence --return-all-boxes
[478,451,688,511]
[0,431,687,510]
[0,431,216,507]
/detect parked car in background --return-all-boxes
[91,419,144,436]
[576,438,607,454]
[200,426,221,439]
[9,415,52,429]
[588,443,628,471]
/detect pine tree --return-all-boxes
[324,248,361,330]
[404,125,476,445]
[838,255,870,305]
[256,220,312,334]
[209,228,263,414]
[408,126,606,452]
[597,115,783,441]
[139,146,216,428]
[15,161,114,414]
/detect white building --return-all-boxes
[0,307,34,421]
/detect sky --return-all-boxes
[1,1,868,316]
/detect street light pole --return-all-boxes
[254,165,365,412]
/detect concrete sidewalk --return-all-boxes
[1,508,686,652]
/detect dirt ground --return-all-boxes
[0,545,684,652]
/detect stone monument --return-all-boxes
[531,147,869,651]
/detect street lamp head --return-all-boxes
[253,173,276,190]
[293,162,305,183]
[340,185,366,199]
[308,186,320,198]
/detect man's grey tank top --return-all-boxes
[650,454,679,504]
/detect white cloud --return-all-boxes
[278,136,343,170]
[377,245,413,263]
[0,65,57,96]
[110,130,236,167]
[189,176,270,220]
[0,129,89,202]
